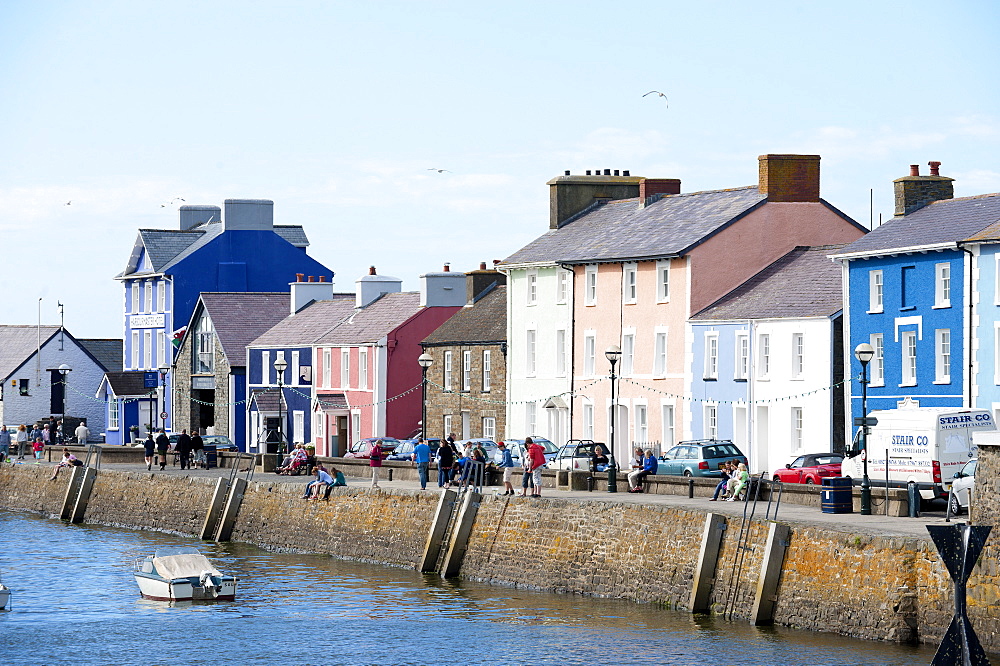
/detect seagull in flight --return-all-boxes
[643,90,669,107]
[65,200,71,205]
[427,168,451,173]
[161,197,186,208]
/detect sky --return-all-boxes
[1,0,998,339]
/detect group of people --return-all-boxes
[48,447,85,480]
[710,460,750,501]
[0,420,90,464]
[302,462,347,499]
[277,443,315,475]
[627,448,659,493]
[141,429,207,471]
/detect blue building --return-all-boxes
[107,199,333,439]
[831,163,998,430]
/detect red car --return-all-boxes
[772,453,843,485]
[344,437,400,459]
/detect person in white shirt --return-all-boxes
[74,422,90,444]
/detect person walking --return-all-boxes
[142,433,155,470]
[42,424,50,446]
[15,425,28,459]
[155,429,169,470]
[526,437,546,497]
[436,440,455,488]
[497,440,515,495]
[0,425,11,463]
[412,438,431,490]
[191,431,205,469]
[74,421,90,445]
[369,440,385,489]
[175,429,192,470]
[32,437,45,463]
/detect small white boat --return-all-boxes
[133,547,237,601]
[0,584,9,610]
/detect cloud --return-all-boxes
[955,170,1000,195]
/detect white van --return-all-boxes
[842,406,994,500]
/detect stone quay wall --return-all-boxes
[0,463,991,650]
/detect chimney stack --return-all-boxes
[758,155,821,202]
[290,273,334,314]
[224,199,274,231]
[639,178,682,207]
[179,205,221,231]
[547,170,644,229]
[893,161,954,216]
[420,266,466,308]
[466,261,507,304]
[355,267,402,308]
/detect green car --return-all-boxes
[657,440,747,477]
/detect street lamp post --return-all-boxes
[58,364,72,417]
[854,343,875,516]
[158,365,169,433]
[274,357,288,455]
[605,345,622,494]
[417,353,434,442]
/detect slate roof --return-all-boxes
[315,292,423,345]
[832,193,1000,257]
[692,245,846,320]
[198,293,296,365]
[422,285,507,346]
[250,387,287,410]
[103,372,154,397]
[502,187,767,266]
[0,326,60,381]
[79,339,124,372]
[129,222,311,275]
[248,296,357,347]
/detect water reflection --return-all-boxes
[0,510,939,665]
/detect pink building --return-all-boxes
[546,155,867,461]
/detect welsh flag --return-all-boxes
[172,327,187,348]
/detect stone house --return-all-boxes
[420,267,507,441]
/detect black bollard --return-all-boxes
[908,481,920,518]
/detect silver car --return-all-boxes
[950,458,977,515]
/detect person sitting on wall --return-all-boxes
[627,449,658,493]
[709,461,734,501]
[49,448,83,481]
[725,463,750,501]
[591,445,609,473]
[304,465,334,499]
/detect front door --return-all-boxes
[334,416,348,457]
[49,369,65,415]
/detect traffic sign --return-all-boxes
[160,412,168,420]
[143,372,158,388]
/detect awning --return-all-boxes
[543,396,568,410]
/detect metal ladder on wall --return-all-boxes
[82,444,102,470]
[720,473,782,619]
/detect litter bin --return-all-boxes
[821,477,853,514]
[203,443,218,470]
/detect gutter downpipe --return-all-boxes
[959,244,974,408]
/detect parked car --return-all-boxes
[202,435,239,452]
[950,458,977,515]
[657,440,747,477]
[503,437,559,467]
[387,439,417,461]
[772,453,843,485]
[344,437,400,459]
[454,438,499,462]
[550,440,607,471]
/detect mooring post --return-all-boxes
[927,523,993,665]
[201,477,229,540]
[215,478,247,542]
[750,522,790,625]
[419,489,458,572]
[441,491,481,578]
[689,513,727,613]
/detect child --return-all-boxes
[32,437,45,463]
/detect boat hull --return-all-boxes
[0,586,9,610]
[134,573,236,601]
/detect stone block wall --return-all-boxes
[84,470,217,534]
[0,464,74,517]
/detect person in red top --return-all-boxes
[369,440,385,489]
[526,437,547,497]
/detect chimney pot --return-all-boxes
[603,169,611,176]
[614,169,620,176]
[623,170,630,177]
[479,262,487,270]
[295,273,304,282]
[443,263,450,272]
[493,259,501,266]
[894,162,955,216]
[308,276,315,282]
[585,170,591,175]
[564,170,570,176]
[929,161,942,176]
[369,266,376,275]
[318,275,326,282]
[910,165,920,177]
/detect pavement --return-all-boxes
[83,460,960,540]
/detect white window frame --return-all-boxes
[791,407,803,451]
[157,279,165,312]
[656,260,670,303]
[556,270,569,304]
[791,333,804,380]
[526,270,538,306]
[293,410,305,445]
[935,328,951,384]
[735,333,749,380]
[526,402,537,434]
[443,414,453,438]
[108,398,120,430]
[462,350,472,391]
[934,262,951,308]
[622,333,635,376]
[758,333,770,379]
[526,329,537,377]
[870,334,884,386]
[482,350,491,391]
[291,351,300,387]
[144,330,152,370]
[704,332,719,380]
[322,349,331,389]
[653,330,667,377]
[482,417,496,440]
[352,412,361,442]
[635,404,648,443]
[555,330,567,377]
[444,351,453,391]
[262,351,270,386]
[584,333,596,378]
[144,280,153,313]
[869,270,883,313]
[622,263,637,304]
[157,330,166,369]
[901,330,917,386]
[341,350,350,388]
[131,282,139,314]
[585,266,598,306]
[662,404,675,447]
[582,402,594,440]
[704,403,718,440]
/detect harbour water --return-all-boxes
[0,510,938,665]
